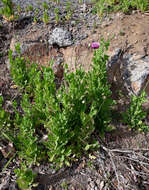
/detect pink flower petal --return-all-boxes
[91,42,100,49]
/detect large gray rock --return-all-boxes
[121,54,149,95]
[48,28,73,47]
[108,49,149,96]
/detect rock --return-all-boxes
[60,43,93,72]
[107,49,149,96]
[8,30,63,80]
[121,54,149,95]
[48,28,73,47]
[70,20,76,27]
[52,56,64,79]
[0,142,16,158]
[107,48,122,84]
[9,183,19,190]
[33,184,45,190]
[0,170,11,190]
[9,26,56,66]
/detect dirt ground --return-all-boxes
[0,8,149,190]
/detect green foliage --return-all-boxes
[0,0,15,21]
[42,10,50,24]
[25,4,33,13]
[2,39,148,189]
[93,0,149,17]
[42,1,49,10]
[8,40,113,170]
[14,162,37,190]
[0,96,15,143]
[122,91,148,132]
[9,44,29,87]
[65,1,73,21]
[54,7,60,24]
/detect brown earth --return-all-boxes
[63,11,149,70]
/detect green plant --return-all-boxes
[121,0,132,13]
[0,96,9,133]
[132,0,149,12]
[42,1,49,10]
[54,7,60,24]
[0,0,15,21]
[56,0,60,5]
[14,162,37,190]
[5,39,114,188]
[61,181,68,190]
[122,91,148,132]
[35,8,39,15]
[93,0,149,17]
[17,4,21,14]
[43,10,49,24]
[0,96,16,142]
[33,16,38,24]
[78,0,83,4]
[9,44,29,87]
[65,1,73,21]
[25,4,33,13]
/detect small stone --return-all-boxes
[99,181,104,190]
[71,20,76,26]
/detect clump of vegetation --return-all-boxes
[42,10,50,24]
[65,1,73,21]
[14,162,37,190]
[122,91,149,132]
[0,0,15,21]
[54,7,60,24]
[25,4,33,13]
[0,40,114,188]
[1,37,149,189]
[93,0,149,17]
[42,1,49,10]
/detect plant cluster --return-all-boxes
[65,1,73,21]
[54,7,60,24]
[0,0,15,21]
[0,39,149,189]
[0,40,114,189]
[93,0,149,17]
[122,91,149,132]
[1,0,148,25]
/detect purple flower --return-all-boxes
[91,42,100,49]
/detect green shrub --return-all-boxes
[122,91,149,132]
[8,40,113,168]
[14,162,37,190]
[2,39,115,188]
